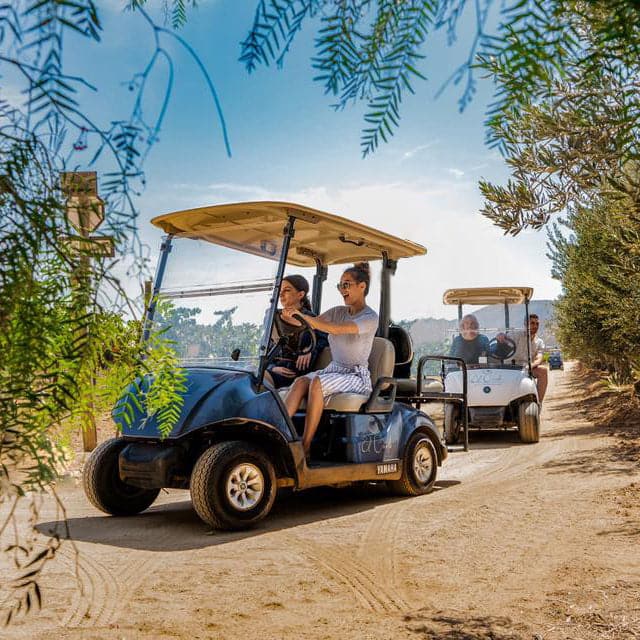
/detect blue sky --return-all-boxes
[59,1,561,320]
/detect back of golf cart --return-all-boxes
[440,287,540,444]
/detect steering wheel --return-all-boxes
[273,310,317,357]
[488,336,517,361]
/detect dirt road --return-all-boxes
[4,363,640,639]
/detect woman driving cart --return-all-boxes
[267,275,328,388]
[281,262,378,456]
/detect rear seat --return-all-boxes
[395,376,444,396]
[387,324,444,396]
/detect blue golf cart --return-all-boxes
[83,202,451,530]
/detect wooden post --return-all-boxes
[78,204,97,452]
[61,172,106,453]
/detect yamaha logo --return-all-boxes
[376,463,398,475]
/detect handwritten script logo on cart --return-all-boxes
[469,372,505,385]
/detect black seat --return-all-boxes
[388,324,444,396]
[388,325,413,378]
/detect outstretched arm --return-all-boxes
[305,314,358,335]
[281,308,359,335]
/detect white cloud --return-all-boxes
[276,182,560,319]
[447,168,465,178]
[400,142,438,161]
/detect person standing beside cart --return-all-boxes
[281,262,378,456]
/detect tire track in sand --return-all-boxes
[56,534,171,628]
[57,545,117,627]
[356,500,411,608]
[287,533,408,613]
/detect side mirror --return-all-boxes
[230,348,241,362]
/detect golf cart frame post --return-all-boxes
[311,257,327,316]
[257,215,296,382]
[142,233,174,344]
[377,252,397,339]
[524,298,532,376]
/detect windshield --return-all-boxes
[447,303,532,368]
[151,237,283,371]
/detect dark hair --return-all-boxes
[526,313,540,328]
[282,274,312,311]
[343,261,371,295]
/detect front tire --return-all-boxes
[83,438,160,516]
[387,434,438,496]
[190,441,276,531]
[518,401,540,443]
[444,403,461,445]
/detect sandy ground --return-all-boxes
[2,362,640,639]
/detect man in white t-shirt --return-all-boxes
[502,314,547,403]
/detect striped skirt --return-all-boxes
[306,361,372,402]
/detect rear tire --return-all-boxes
[190,441,276,531]
[387,434,437,496]
[83,438,160,516]
[518,401,540,443]
[444,404,461,445]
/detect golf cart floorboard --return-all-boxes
[298,458,403,489]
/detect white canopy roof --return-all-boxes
[443,287,534,305]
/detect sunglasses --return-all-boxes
[336,281,355,291]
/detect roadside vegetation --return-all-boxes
[548,190,640,385]
[2,0,640,627]
[0,0,220,624]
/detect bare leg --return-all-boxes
[533,366,548,403]
[284,376,310,417]
[302,377,325,454]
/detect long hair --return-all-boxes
[282,274,312,311]
[343,262,371,295]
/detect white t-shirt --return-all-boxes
[318,305,379,368]
[508,329,544,365]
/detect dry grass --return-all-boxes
[570,363,640,463]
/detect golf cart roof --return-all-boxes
[443,287,534,305]
[151,201,426,267]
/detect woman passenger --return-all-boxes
[267,275,328,388]
[281,262,378,456]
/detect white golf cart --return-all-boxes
[441,287,541,444]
